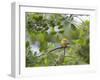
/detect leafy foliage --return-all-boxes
[25,13,90,67]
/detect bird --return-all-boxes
[61,38,69,48]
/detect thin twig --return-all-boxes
[64,47,66,56]
[37,46,64,57]
[48,46,63,53]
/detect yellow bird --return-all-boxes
[61,38,68,48]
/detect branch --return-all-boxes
[37,46,65,57]
[47,46,63,53]
[64,47,66,56]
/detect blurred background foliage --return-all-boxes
[25,12,90,67]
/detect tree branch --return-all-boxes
[47,46,63,53]
[38,46,65,57]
